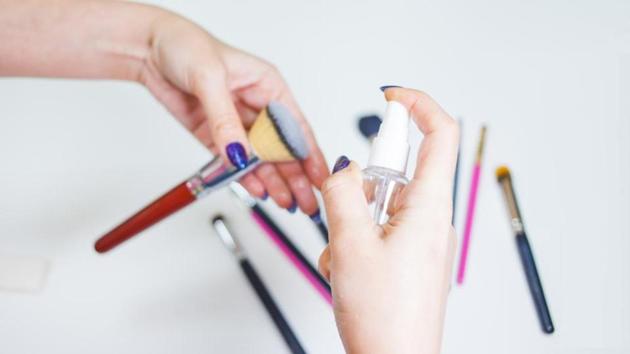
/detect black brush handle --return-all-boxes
[515,233,555,334]
[239,259,306,354]
[314,220,329,243]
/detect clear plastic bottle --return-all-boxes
[363,100,411,225]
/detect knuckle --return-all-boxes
[266,63,280,75]
[211,118,241,137]
[191,66,225,93]
[254,163,274,178]
[321,174,351,198]
[443,116,459,137]
[412,89,431,100]
[288,175,309,191]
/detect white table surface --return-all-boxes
[1,1,629,353]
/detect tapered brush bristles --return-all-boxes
[248,102,309,162]
[496,165,511,181]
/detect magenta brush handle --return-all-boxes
[457,164,481,284]
[251,207,333,306]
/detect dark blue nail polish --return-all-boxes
[287,200,297,214]
[332,155,350,173]
[380,85,402,92]
[261,192,269,201]
[226,142,248,170]
[309,210,322,223]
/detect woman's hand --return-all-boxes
[0,0,328,215]
[318,88,459,354]
[141,15,328,214]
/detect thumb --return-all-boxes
[195,73,250,169]
[321,157,374,244]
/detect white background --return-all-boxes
[1,1,629,353]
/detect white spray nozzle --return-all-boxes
[367,100,410,173]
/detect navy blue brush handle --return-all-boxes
[314,220,329,243]
[240,259,307,354]
[516,233,555,334]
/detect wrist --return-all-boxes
[95,2,173,82]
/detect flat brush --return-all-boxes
[211,216,306,354]
[230,183,332,305]
[95,102,309,253]
[496,166,554,334]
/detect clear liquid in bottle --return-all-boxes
[363,166,409,225]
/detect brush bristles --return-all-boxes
[248,106,301,162]
[496,165,511,181]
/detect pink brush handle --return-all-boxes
[457,164,481,285]
[251,212,333,305]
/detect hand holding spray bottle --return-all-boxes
[363,100,411,224]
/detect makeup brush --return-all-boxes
[456,125,487,285]
[309,211,329,242]
[358,114,382,142]
[211,216,306,354]
[230,183,332,305]
[95,102,309,253]
[496,166,554,334]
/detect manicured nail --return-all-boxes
[332,155,350,173]
[309,210,322,223]
[226,142,248,170]
[261,192,269,201]
[380,85,402,92]
[287,200,297,214]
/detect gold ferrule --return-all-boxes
[498,173,523,233]
[475,125,487,163]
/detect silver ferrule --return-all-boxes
[511,218,524,234]
[229,182,257,207]
[186,155,261,199]
[211,216,245,260]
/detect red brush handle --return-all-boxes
[94,182,195,253]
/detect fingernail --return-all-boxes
[261,192,269,201]
[287,200,297,214]
[309,210,322,223]
[226,142,248,170]
[332,155,350,173]
[380,85,402,92]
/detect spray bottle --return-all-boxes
[363,100,411,224]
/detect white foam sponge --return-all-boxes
[0,255,50,293]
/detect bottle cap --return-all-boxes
[367,100,410,172]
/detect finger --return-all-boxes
[318,245,331,282]
[254,163,294,209]
[321,158,375,244]
[275,161,319,216]
[277,92,329,189]
[383,88,459,207]
[239,174,266,199]
[194,73,251,170]
[234,100,258,129]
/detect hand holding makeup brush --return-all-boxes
[0,0,328,215]
[318,88,459,354]
[145,15,328,214]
